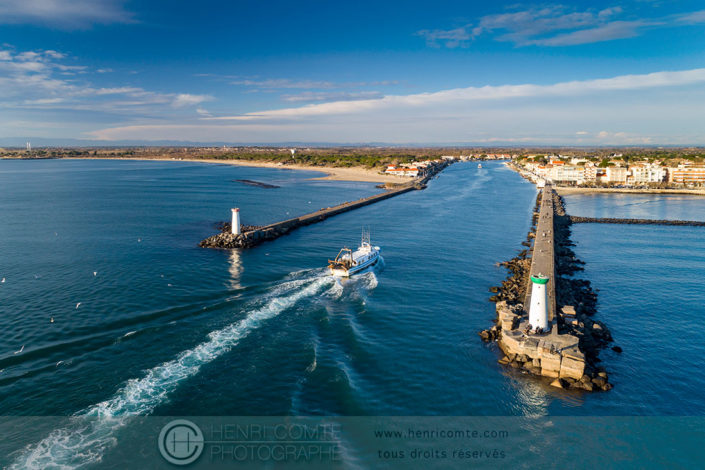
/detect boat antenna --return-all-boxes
[362,226,370,245]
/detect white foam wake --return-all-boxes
[10,275,331,469]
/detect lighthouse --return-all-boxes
[528,273,549,332]
[231,208,241,235]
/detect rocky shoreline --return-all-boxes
[480,190,617,392]
[569,216,705,227]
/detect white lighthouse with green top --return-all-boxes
[528,273,549,332]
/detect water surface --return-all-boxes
[2,159,705,467]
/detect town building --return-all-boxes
[629,163,667,184]
[669,164,705,185]
[605,166,628,183]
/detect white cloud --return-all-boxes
[416,26,473,48]
[200,68,705,121]
[281,91,384,103]
[676,9,705,24]
[418,6,705,48]
[526,20,651,46]
[0,47,215,117]
[88,67,705,145]
[229,78,399,91]
[172,93,213,108]
[231,78,337,90]
[0,0,134,28]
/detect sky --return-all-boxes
[1,0,705,146]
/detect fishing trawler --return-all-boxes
[328,230,381,277]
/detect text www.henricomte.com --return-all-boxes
[373,428,509,439]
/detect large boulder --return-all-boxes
[540,354,561,378]
[559,356,586,381]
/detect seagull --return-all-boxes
[167,283,173,287]
[50,317,54,323]
[93,272,97,276]
[137,238,142,242]
[75,302,81,309]
[1,278,4,283]
[14,345,24,355]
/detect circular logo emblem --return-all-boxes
[158,419,204,466]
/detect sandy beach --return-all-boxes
[60,156,411,184]
[554,186,705,196]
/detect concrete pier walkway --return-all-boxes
[524,185,557,324]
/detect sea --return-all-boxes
[1,159,704,468]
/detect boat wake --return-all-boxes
[9,271,333,469]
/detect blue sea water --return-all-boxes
[1,159,704,468]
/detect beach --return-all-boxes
[61,156,411,183]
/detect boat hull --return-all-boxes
[329,254,380,277]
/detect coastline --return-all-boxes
[554,186,705,196]
[58,156,411,184]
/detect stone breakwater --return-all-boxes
[480,188,616,392]
[569,216,705,227]
[200,162,449,249]
[200,184,418,249]
[233,179,281,189]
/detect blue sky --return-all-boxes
[2,0,705,145]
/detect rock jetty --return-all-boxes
[233,179,280,189]
[480,188,615,392]
[200,161,450,249]
[569,216,705,227]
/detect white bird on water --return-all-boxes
[75,302,81,309]
[93,272,97,276]
[1,278,5,283]
[14,345,24,355]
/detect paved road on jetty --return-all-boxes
[525,186,557,324]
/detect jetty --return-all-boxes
[482,184,614,391]
[483,164,705,391]
[200,162,449,249]
[569,216,705,227]
[523,185,557,324]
